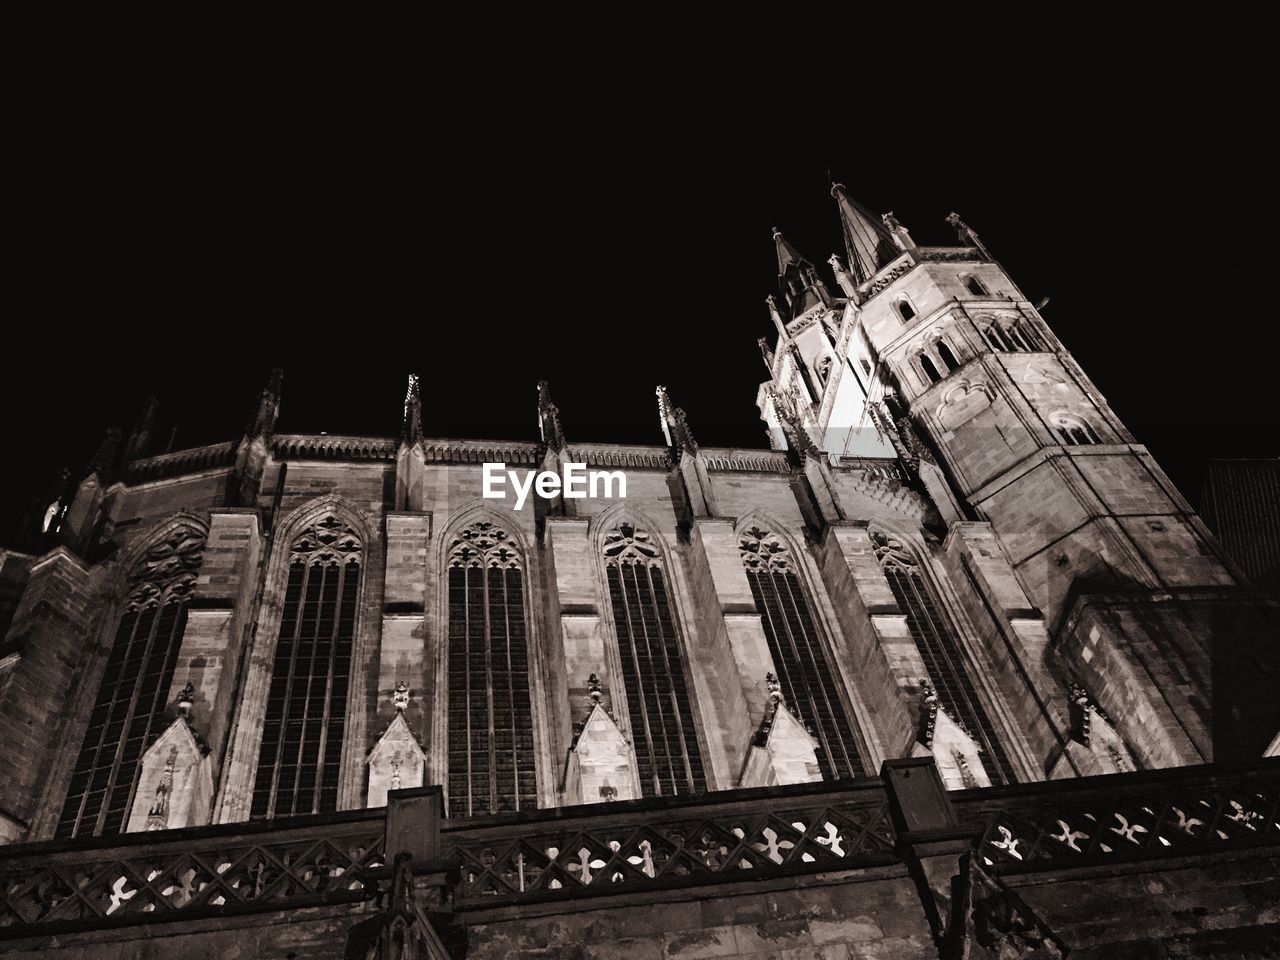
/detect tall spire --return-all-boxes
[771,227,831,318]
[401,374,423,445]
[831,182,899,286]
[655,385,698,458]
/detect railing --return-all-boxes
[443,779,896,906]
[3,759,1277,939]
[953,760,1280,873]
[0,810,386,938]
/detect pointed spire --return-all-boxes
[772,226,809,276]
[772,227,831,317]
[124,397,159,463]
[537,380,567,452]
[246,368,284,440]
[831,182,900,285]
[401,374,423,445]
[656,385,698,457]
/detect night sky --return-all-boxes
[5,96,1276,545]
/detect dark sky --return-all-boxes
[4,86,1276,545]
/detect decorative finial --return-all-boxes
[177,682,195,719]
[393,680,409,712]
[402,375,423,445]
[587,673,603,706]
[537,380,567,451]
[945,211,987,254]
[772,225,782,239]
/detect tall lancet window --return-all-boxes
[872,530,1016,784]
[740,526,866,779]
[446,520,536,817]
[56,524,205,837]
[250,515,362,819]
[603,521,706,798]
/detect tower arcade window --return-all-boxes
[937,341,960,373]
[964,275,988,296]
[920,354,942,384]
[872,530,1016,785]
[1051,414,1101,446]
[250,514,362,819]
[896,299,916,322]
[739,526,866,779]
[445,519,537,817]
[603,521,706,798]
[56,524,205,838]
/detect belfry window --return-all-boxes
[896,299,916,322]
[446,520,536,817]
[250,515,362,819]
[964,275,987,296]
[920,354,942,384]
[740,526,866,779]
[1051,413,1100,446]
[872,530,1016,784]
[603,521,706,798]
[56,525,205,838]
[937,341,960,372]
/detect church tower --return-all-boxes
[757,187,1280,772]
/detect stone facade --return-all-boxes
[1,186,1277,956]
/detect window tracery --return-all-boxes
[446,519,536,816]
[603,521,705,798]
[739,526,866,779]
[57,524,206,837]
[250,515,363,819]
[872,530,1015,784]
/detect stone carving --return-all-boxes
[602,522,662,568]
[125,524,206,610]
[739,526,791,572]
[946,853,1068,958]
[290,514,363,566]
[448,520,521,570]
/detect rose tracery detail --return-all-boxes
[448,520,521,570]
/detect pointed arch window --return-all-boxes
[56,525,205,837]
[603,521,706,798]
[740,526,866,779]
[250,515,362,819]
[446,520,536,817]
[872,530,1016,784]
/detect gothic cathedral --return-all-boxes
[1,184,1276,959]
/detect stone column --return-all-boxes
[380,512,432,754]
[686,517,772,786]
[816,523,916,760]
[181,508,262,775]
[0,548,95,838]
[941,522,1069,778]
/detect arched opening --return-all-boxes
[250,513,364,819]
[56,521,207,838]
[937,341,960,372]
[739,525,866,779]
[602,519,706,798]
[444,518,537,816]
[896,299,916,322]
[920,354,942,384]
[964,275,987,296]
[872,529,1016,785]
